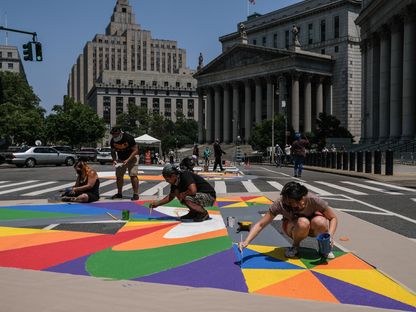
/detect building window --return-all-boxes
[128,97,135,105]
[116,97,123,114]
[141,97,148,109]
[164,81,169,87]
[187,82,192,88]
[8,63,13,69]
[116,79,121,85]
[152,81,157,86]
[320,19,326,42]
[140,80,145,86]
[334,16,340,39]
[122,8,126,13]
[7,52,12,58]
[176,99,183,114]
[308,23,313,44]
[103,97,111,124]
[321,49,325,54]
[273,33,278,48]
[262,37,266,47]
[187,99,194,118]
[285,30,290,49]
[0,63,2,69]
[176,82,180,88]
[252,39,257,45]
[335,46,339,53]
[128,80,133,85]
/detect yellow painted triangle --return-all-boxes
[216,197,241,202]
[0,226,46,237]
[246,196,273,204]
[223,202,248,208]
[313,269,416,306]
[242,269,304,293]
[248,244,308,269]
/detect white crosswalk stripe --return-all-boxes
[411,198,416,203]
[0,181,9,185]
[0,180,37,190]
[365,181,416,192]
[140,181,169,196]
[301,183,333,196]
[23,182,75,196]
[341,181,403,195]
[214,181,227,194]
[267,181,284,191]
[315,181,368,195]
[241,180,260,193]
[0,181,56,195]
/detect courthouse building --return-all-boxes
[356,0,416,143]
[67,0,198,144]
[194,0,362,144]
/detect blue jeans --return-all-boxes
[293,155,305,176]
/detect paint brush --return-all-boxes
[240,232,244,265]
[106,212,118,220]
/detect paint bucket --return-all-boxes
[227,216,236,228]
[122,210,130,220]
[317,232,331,256]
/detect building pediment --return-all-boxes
[195,44,291,77]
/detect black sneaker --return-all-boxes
[180,210,197,220]
[193,211,210,222]
[131,194,139,201]
[111,193,122,200]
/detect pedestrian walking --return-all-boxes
[284,144,292,165]
[213,139,226,171]
[238,181,338,259]
[291,133,309,178]
[275,143,284,167]
[149,164,216,222]
[109,127,140,200]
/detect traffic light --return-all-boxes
[35,42,43,61]
[22,41,33,61]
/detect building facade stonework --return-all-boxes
[356,0,416,142]
[194,0,362,144]
[0,45,26,78]
[67,0,198,144]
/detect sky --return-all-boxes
[1,0,301,113]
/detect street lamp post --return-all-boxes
[271,84,275,165]
[282,100,287,147]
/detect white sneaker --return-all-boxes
[285,246,299,258]
[326,251,335,259]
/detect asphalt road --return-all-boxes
[0,163,415,239]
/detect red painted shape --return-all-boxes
[0,223,174,270]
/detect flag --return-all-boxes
[249,0,256,4]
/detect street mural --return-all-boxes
[0,196,414,311]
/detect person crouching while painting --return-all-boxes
[61,160,100,203]
[238,181,338,258]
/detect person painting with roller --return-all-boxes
[238,181,338,259]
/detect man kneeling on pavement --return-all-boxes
[149,164,216,222]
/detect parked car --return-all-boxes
[97,147,112,165]
[76,147,98,162]
[52,145,76,154]
[9,146,77,168]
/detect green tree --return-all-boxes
[312,112,354,150]
[116,102,140,136]
[45,96,106,147]
[0,72,45,145]
[249,113,291,152]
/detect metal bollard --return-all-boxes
[365,151,372,173]
[374,150,382,174]
[342,152,349,170]
[326,152,331,168]
[349,152,356,171]
[330,152,336,169]
[357,151,363,172]
[385,150,394,175]
[336,152,342,169]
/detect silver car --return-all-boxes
[10,146,77,168]
[97,147,113,165]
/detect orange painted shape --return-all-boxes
[0,230,101,252]
[216,197,242,202]
[118,221,179,232]
[256,270,340,303]
[113,225,227,251]
[313,253,374,270]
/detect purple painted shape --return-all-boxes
[216,201,241,208]
[313,272,416,311]
[135,249,248,292]
[88,202,167,218]
[44,255,90,276]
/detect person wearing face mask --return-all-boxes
[238,181,338,259]
[60,160,100,203]
[110,127,139,200]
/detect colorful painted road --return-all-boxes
[0,196,415,311]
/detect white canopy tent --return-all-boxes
[134,134,162,155]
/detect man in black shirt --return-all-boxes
[213,139,226,171]
[110,127,139,200]
[149,164,216,222]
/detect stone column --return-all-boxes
[316,76,324,120]
[266,77,273,119]
[232,82,240,143]
[223,84,231,143]
[360,41,367,143]
[378,26,391,142]
[291,72,300,132]
[365,39,374,141]
[214,85,222,142]
[244,80,252,141]
[206,88,214,143]
[255,78,262,124]
[401,11,416,141]
[197,88,204,143]
[389,17,403,141]
[372,34,381,141]
[304,75,312,133]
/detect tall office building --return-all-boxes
[195,0,362,144]
[67,0,198,145]
[0,45,26,78]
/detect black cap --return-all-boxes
[110,127,122,134]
